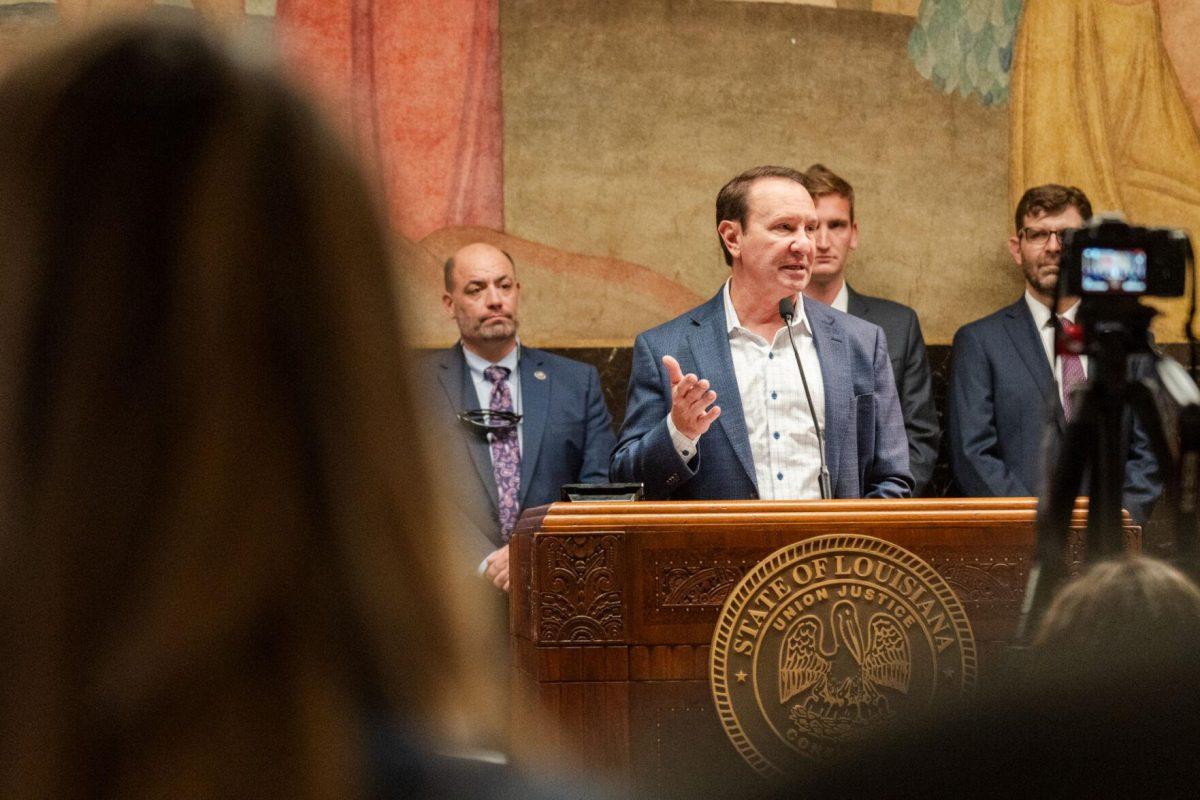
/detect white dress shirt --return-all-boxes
[462,341,524,456]
[830,281,850,313]
[1024,290,1088,411]
[668,281,826,499]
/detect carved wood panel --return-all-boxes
[645,549,765,625]
[533,533,626,643]
[926,555,1029,605]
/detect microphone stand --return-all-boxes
[780,296,833,499]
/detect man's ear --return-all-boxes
[849,221,859,253]
[718,219,742,261]
[1007,235,1023,267]
[442,292,455,319]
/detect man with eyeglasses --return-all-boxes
[947,184,1160,523]
[424,242,616,591]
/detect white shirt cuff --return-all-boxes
[666,415,701,463]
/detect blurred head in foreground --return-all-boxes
[1034,554,1200,672]
[0,17,491,798]
[787,555,1200,799]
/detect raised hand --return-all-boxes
[663,354,720,440]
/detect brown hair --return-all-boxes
[1034,556,1200,671]
[1013,184,1093,233]
[715,164,808,266]
[801,163,855,221]
[0,18,492,798]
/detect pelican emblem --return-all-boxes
[709,535,976,774]
[779,600,910,737]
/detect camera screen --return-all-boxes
[1080,247,1148,294]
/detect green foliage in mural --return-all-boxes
[908,0,1022,106]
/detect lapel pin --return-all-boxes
[534,370,547,381]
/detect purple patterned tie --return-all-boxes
[1058,317,1086,421]
[484,365,521,541]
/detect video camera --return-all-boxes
[1060,214,1190,300]
[1020,214,1197,641]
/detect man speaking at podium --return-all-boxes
[610,166,913,500]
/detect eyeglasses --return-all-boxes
[1019,227,1068,248]
[457,408,523,432]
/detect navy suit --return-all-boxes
[423,344,616,560]
[947,298,1160,524]
[846,286,940,495]
[610,291,913,500]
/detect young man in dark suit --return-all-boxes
[946,184,1160,524]
[426,243,616,591]
[800,164,940,495]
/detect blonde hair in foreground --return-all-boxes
[1034,555,1200,667]
[0,17,493,799]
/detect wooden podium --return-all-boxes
[508,498,1138,797]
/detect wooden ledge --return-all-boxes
[515,498,1133,534]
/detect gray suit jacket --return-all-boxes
[421,344,616,560]
[610,291,913,500]
[846,285,940,495]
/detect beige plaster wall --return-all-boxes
[501,0,1018,345]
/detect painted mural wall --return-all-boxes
[1,0,1198,346]
[498,0,1012,347]
[1009,0,1200,335]
[495,0,1200,346]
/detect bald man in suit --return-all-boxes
[424,243,616,591]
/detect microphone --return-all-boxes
[779,297,833,499]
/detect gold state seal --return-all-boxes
[710,534,976,776]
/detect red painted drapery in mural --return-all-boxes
[276,0,503,241]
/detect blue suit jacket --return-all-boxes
[610,291,913,499]
[847,286,940,495]
[423,344,616,556]
[947,298,1161,524]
